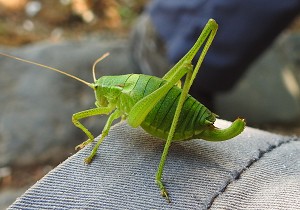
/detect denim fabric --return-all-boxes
[9,121,300,209]
[148,0,300,92]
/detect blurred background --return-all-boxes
[0,0,146,45]
[0,0,299,208]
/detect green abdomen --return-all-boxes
[125,75,216,141]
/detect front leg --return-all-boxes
[84,109,122,163]
[72,106,115,150]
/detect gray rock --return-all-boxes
[216,32,300,125]
[0,38,137,167]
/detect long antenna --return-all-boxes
[0,52,92,88]
[92,52,110,82]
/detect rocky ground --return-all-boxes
[0,1,300,209]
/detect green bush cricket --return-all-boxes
[0,19,245,202]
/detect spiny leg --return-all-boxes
[72,106,114,150]
[162,19,218,82]
[155,19,218,202]
[85,109,122,163]
[155,71,193,202]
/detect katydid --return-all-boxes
[0,19,245,202]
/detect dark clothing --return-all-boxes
[148,0,300,92]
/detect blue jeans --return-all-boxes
[148,0,300,93]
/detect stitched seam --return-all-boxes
[207,136,299,209]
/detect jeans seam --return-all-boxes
[207,136,299,209]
